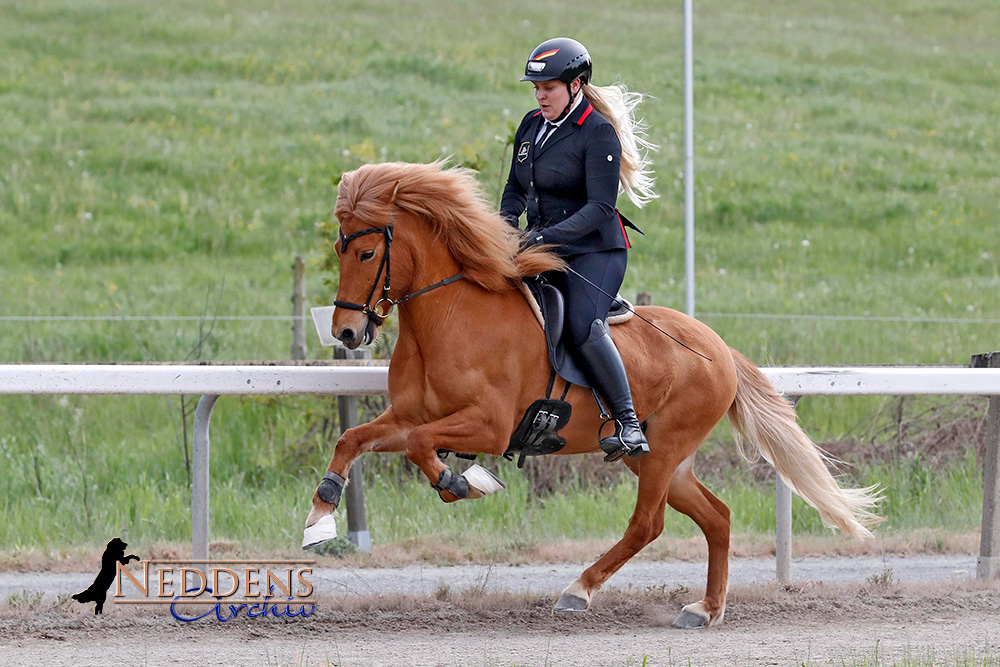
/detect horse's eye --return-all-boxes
[360,249,375,261]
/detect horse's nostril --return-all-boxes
[339,328,355,343]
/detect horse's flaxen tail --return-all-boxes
[726,349,883,538]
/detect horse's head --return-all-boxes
[330,218,394,349]
[329,162,564,349]
[330,167,411,349]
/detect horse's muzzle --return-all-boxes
[335,319,379,349]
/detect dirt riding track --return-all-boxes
[1,585,998,666]
[1,558,998,666]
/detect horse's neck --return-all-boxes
[389,240,546,418]
[395,268,536,367]
[393,227,539,360]
[396,275,525,348]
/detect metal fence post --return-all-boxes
[972,352,1000,579]
[192,394,220,562]
[775,395,800,583]
[335,347,372,552]
[776,475,792,584]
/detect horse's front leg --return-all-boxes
[302,406,412,549]
[404,405,508,503]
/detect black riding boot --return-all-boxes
[575,319,650,462]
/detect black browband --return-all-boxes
[333,219,464,328]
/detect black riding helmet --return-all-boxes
[521,38,592,119]
[520,37,592,85]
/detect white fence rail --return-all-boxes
[5,364,997,396]
[0,364,388,395]
[0,364,998,581]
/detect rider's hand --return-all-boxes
[519,232,546,250]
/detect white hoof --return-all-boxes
[302,514,338,550]
[463,464,505,496]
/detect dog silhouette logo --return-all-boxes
[72,537,139,615]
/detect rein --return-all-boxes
[334,221,465,327]
[564,266,714,362]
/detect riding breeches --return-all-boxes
[546,249,627,348]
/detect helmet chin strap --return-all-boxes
[559,82,581,118]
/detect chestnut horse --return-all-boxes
[304,161,880,628]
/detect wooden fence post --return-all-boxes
[335,345,372,552]
[636,292,652,307]
[972,352,1000,579]
[291,256,307,361]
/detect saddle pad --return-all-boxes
[608,296,636,325]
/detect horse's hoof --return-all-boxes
[671,608,709,629]
[463,464,505,496]
[553,592,589,612]
[302,514,338,550]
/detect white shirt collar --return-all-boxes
[546,91,585,128]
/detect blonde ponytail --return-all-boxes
[582,82,658,208]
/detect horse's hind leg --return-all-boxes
[666,461,731,629]
[554,454,674,612]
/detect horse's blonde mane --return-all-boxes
[335,162,562,291]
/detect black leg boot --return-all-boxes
[575,319,650,462]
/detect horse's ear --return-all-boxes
[388,181,401,205]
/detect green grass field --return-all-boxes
[0,0,997,555]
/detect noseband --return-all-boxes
[333,221,465,328]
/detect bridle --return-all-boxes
[333,219,465,328]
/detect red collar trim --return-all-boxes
[575,103,593,125]
[532,110,542,117]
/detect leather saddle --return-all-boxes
[523,275,632,390]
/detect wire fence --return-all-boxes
[698,313,1000,325]
[2,313,999,324]
[0,315,311,322]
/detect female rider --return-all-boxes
[500,37,658,461]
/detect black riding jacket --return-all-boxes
[500,101,632,255]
